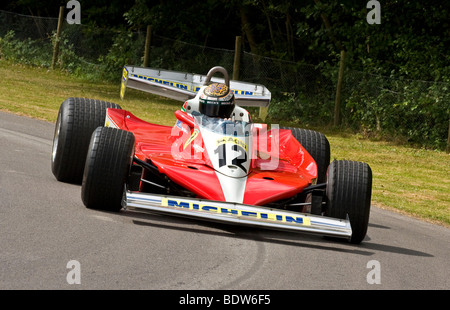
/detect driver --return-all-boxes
[196,83,248,136]
[198,82,235,120]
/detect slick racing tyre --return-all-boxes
[82,127,135,212]
[51,97,122,184]
[280,127,330,183]
[325,160,372,244]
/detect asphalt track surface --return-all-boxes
[1,111,449,291]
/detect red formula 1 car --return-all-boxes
[51,66,372,244]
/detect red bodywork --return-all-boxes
[106,108,317,206]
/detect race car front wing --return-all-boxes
[123,191,352,240]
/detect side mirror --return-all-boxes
[174,110,195,128]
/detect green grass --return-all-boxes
[1,59,448,227]
[327,133,449,226]
[0,60,180,125]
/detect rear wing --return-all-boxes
[120,66,271,107]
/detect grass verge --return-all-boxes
[0,61,180,125]
[1,60,448,227]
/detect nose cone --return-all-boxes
[216,173,247,203]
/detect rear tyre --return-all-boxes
[82,127,135,212]
[280,127,330,183]
[325,160,372,244]
[51,97,122,184]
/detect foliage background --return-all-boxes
[0,0,449,150]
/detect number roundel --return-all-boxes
[214,143,248,174]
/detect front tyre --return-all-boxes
[325,160,372,244]
[51,97,122,184]
[81,127,135,212]
[280,127,330,183]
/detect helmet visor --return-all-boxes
[199,100,235,118]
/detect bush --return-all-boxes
[98,30,145,82]
[343,72,449,149]
[0,30,52,67]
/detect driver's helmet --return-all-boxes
[199,83,235,118]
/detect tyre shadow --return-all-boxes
[122,209,432,258]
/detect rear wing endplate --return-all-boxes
[120,66,271,107]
